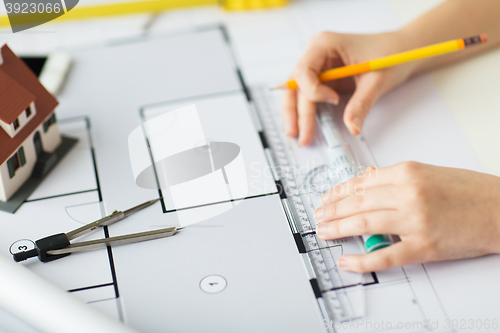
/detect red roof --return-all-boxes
[0,44,59,165]
[0,70,36,124]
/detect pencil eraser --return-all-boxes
[480,34,488,43]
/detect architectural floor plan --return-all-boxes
[1,1,499,331]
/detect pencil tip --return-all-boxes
[270,83,287,90]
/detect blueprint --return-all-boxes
[1,1,499,332]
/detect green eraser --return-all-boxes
[364,234,391,253]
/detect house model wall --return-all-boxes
[0,44,62,202]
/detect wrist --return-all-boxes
[484,175,500,254]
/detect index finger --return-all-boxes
[282,89,298,137]
[297,91,317,146]
[321,166,395,205]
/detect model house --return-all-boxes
[0,44,61,202]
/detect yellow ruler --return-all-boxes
[222,0,287,10]
[0,0,289,29]
[0,0,218,28]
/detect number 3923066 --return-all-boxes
[5,2,62,14]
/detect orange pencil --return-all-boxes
[274,34,487,90]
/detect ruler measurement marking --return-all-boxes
[252,87,360,322]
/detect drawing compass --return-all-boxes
[13,199,182,263]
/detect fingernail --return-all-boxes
[338,257,348,268]
[351,117,362,133]
[298,135,309,146]
[316,223,327,237]
[315,207,325,221]
[328,99,339,105]
[321,191,329,204]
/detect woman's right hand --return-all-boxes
[283,31,417,146]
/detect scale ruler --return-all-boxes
[251,86,365,323]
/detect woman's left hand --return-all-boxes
[314,162,500,272]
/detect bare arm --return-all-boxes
[403,0,500,74]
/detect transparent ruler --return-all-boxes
[251,86,370,324]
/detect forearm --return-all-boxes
[399,0,500,75]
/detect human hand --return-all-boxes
[314,162,500,272]
[283,31,416,145]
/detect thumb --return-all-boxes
[343,75,383,135]
[294,68,340,104]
